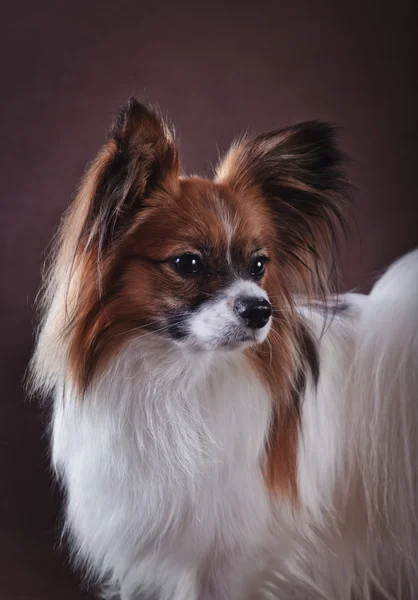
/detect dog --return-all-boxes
[28,98,418,599]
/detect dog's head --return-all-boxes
[53,98,346,391]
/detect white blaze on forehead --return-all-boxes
[216,196,239,266]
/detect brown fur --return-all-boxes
[51,98,346,502]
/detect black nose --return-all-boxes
[234,297,272,329]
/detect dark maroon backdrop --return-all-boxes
[1,1,417,598]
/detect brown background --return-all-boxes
[1,1,417,598]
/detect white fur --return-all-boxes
[185,279,271,351]
[32,250,418,599]
[217,196,239,267]
[52,342,272,600]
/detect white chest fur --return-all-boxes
[52,340,272,598]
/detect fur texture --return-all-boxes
[28,98,418,599]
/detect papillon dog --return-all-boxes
[29,98,418,600]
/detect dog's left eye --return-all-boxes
[249,256,268,279]
[172,253,204,276]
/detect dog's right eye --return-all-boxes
[172,253,204,276]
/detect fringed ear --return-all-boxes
[46,99,180,393]
[78,97,180,254]
[216,122,348,298]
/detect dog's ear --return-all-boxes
[215,121,348,294]
[77,97,180,253]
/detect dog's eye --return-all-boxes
[172,253,204,276]
[249,256,268,279]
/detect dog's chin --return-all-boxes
[171,324,271,353]
[217,333,260,351]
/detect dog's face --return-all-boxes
[66,98,345,389]
[121,177,275,351]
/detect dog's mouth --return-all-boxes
[168,327,265,353]
[216,329,264,350]
[165,308,271,352]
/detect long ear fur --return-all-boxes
[216,122,348,299]
[28,99,179,396]
[216,123,348,501]
[81,97,179,254]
